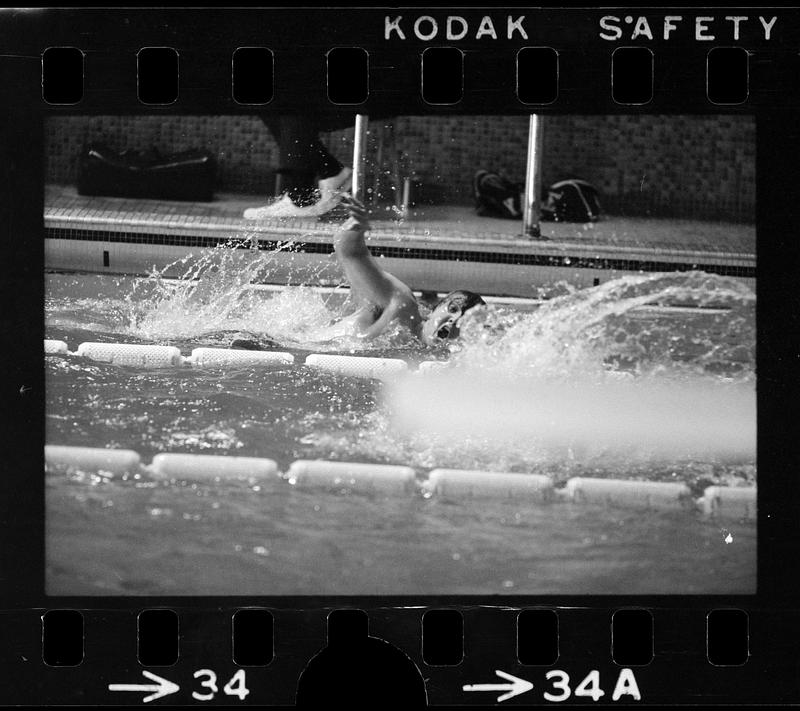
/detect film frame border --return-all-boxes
[1,4,798,706]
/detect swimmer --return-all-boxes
[232,196,485,349]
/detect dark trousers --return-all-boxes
[260,115,343,204]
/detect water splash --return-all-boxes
[109,247,758,471]
[48,260,758,478]
[115,238,433,353]
[369,272,758,472]
[451,271,755,381]
[120,239,346,344]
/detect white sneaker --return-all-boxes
[243,194,308,219]
[302,192,342,217]
[318,166,353,202]
[244,186,348,221]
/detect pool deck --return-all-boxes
[45,185,755,259]
[44,185,755,296]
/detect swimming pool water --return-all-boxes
[47,475,755,595]
[45,271,757,595]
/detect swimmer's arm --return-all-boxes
[334,231,423,338]
[354,304,396,339]
[334,196,422,339]
[334,214,395,308]
[356,292,422,340]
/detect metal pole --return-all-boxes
[352,114,369,203]
[401,177,411,215]
[373,123,383,204]
[523,114,545,239]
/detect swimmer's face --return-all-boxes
[421,290,485,345]
[422,300,464,344]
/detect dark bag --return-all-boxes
[540,179,601,222]
[473,170,523,219]
[474,171,602,223]
[77,144,217,202]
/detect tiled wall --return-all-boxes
[46,114,755,221]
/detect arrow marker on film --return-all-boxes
[463,669,534,702]
[108,670,180,703]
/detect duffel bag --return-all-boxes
[77,143,216,202]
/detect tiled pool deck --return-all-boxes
[45,185,755,258]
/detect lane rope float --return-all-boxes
[422,468,554,501]
[186,348,294,367]
[148,453,279,481]
[286,459,417,494]
[46,339,441,376]
[44,445,756,519]
[75,342,184,368]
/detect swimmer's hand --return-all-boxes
[340,195,370,233]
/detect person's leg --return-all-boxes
[246,115,351,218]
[269,117,352,210]
[265,115,345,178]
[310,138,343,180]
[274,116,351,200]
[259,115,281,143]
[311,134,353,210]
[315,137,352,205]
[259,115,319,205]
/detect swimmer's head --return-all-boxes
[421,290,485,345]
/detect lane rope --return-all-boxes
[45,445,756,519]
[46,339,444,375]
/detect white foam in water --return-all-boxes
[449,271,756,380]
[121,244,343,344]
[417,360,451,373]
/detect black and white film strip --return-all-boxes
[1,5,798,707]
